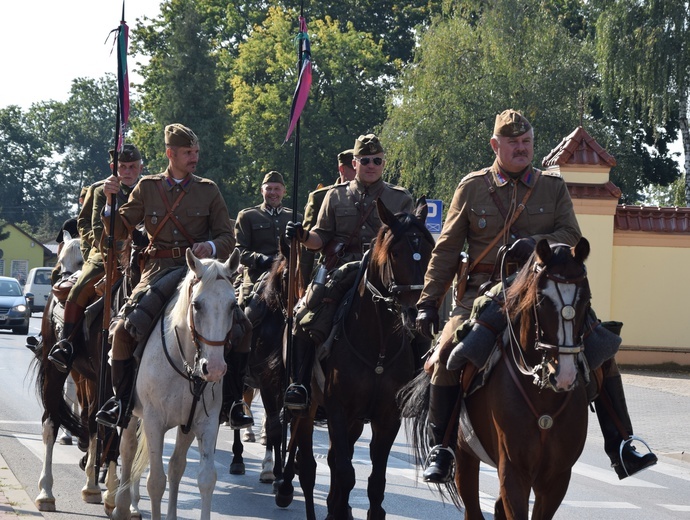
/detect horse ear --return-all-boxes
[414,196,428,223]
[185,248,204,276]
[376,198,395,227]
[62,230,72,242]
[534,239,552,264]
[572,237,590,263]
[226,248,241,274]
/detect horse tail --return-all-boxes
[397,370,462,507]
[130,420,150,485]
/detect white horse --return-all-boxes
[110,248,241,520]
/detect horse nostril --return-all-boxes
[202,363,209,376]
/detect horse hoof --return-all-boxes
[35,498,56,512]
[229,462,246,475]
[259,469,275,483]
[82,488,102,504]
[103,502,114,517]
[275,489,294,508]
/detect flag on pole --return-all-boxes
[116,17,130,151]
[284,16,312,143]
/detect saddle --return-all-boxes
[52,272,80,305]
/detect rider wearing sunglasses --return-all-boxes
[284,134,416,410]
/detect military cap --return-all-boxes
[56,218,78,243]
[165,123,199,147]
[493,109,532,137]
[337,149,354,165]
[108,143,142,163]
[353,134,384,156]
[262,170,285,185]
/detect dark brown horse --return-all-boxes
[405,238,592,520]
[274,198,434,520]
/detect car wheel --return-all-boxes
[13,325,29,335]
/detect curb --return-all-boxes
[0,452,43,518]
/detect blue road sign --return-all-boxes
[425,199,443,234]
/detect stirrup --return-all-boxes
[615,436,657,479]
[48,340,73,373]
[423,445,456,483]
[284,383,309,410]
[229,401,254,430]
[95,397,122,429]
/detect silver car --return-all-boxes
[0,276,31,335]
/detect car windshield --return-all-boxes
[0,281,22,296]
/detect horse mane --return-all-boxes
[263,255,288,311]
[169,260,224,325]
[369,212,434,279]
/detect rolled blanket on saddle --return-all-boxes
[446,289,621,372]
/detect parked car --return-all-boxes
[0,276,31,335]
[23,267,53,312]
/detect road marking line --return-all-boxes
[572,462,665,488]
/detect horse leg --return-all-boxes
[366,420,400,520]
[532,470,572,520]
[455,449,484,520]
[35,417,58,511]
[143,419,168,520]
[326,411,362,520]
[242,386,256,442]
[229,428,246,475]
[81,432,102,504]
[497,460,531,520]
[259,445,275,483]
[111,420,138,520]
[295,413,318,520]
[103,460,119,517]
[166,426,195,520]
[195,423,221,520]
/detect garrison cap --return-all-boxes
[262,171,285,185]
[108,143,142,163]
[165,123,199,147]
[493,109,532,137]
[337,149,354,165]
[353,134,384,156]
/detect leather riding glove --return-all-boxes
[286,221,308,243]
[416,305,440,340]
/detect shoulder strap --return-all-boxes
[147,180,196,247]
[469,169,541,272]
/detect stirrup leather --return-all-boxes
[284,383,309,410]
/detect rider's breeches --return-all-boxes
[430,305,470,386]
[66,260,104,307]
[109,318,137,361]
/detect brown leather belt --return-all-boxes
[473,262,495,275]
[149,246,185,259]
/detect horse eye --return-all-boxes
[192,300,201,311]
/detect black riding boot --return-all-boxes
[95,358,136,429]
[221,351,254,429]
[48,302,85,372]
[595,372,657,479]
[284,335,314,410]
[423,384,461,483]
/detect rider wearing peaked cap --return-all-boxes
[415,109,657,483]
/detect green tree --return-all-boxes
[382,0,593,205]
[228,7,391,213]
[595,0,690,204]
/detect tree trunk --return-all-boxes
[680,88,690,206]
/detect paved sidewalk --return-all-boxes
[0,452,43,519]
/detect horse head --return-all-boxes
[505,237,591,392]
[370,197,435,328]
[57,231,84,276]
[182,248,241,382]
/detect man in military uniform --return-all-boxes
[95,124,237,428]
[235,170,300,306]
[415,109,657,483]
[284,134,414,409]
[48,144,143,372]
[298,149,356,291]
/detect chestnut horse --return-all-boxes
[405,238,592,520]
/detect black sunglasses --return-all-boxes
[356,157,384,166]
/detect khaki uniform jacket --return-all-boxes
[235,203,300,288]
[312,177,414,268]
[299,179,339,286]
[77,180,106,261]
[91,182,135,264]
[104,169,236,286]
[418,161,581,309]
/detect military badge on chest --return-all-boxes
[478,217,487,229]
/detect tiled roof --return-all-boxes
[568,181,622,200]
[615,205,690,233]
[542,127,617,168]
